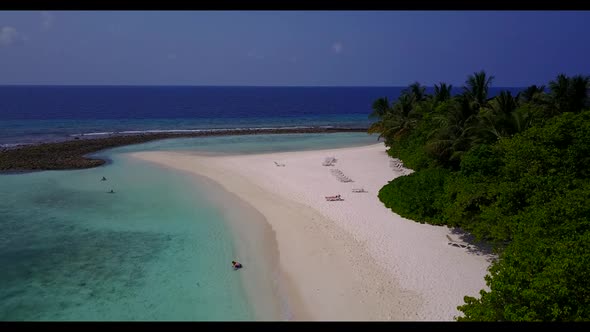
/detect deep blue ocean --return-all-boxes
[0,86,522,146]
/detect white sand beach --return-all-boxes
[130,143,495,321]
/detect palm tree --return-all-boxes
[434,83,453,103]
[367,113,389,139]
[549,74,589,113]
[510,108,532,134]
[569,75,590,112]
[368,111,417,142]
[463,71,495,109]
[369,97,391,119]
[393,93,415,118]
[478,91,532,142]
[368,91,421,142]
[549,74,571,113]
[406,82,427,103]
[490,91,517,116]
[427,96,480,168]
[518,85,545,104]
[368,97,392,141]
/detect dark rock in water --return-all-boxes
[0,127,369,172]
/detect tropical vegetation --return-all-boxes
[368,71,590,321]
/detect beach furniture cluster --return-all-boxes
[322,156,337,166]
[274,161,286,167]
[325,194,344,201]
[446,235,473,249]
[390,159,404,171]
[322,156,366,201]
[330,168,353,182]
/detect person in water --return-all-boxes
[232,261,243,270]
[101,177,107,181]
[108,189,115,193]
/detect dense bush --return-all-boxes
[379,168,450,224]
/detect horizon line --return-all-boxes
[0,84,527,88]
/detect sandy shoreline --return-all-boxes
[130,143,494,321]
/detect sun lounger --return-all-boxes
[446,235,471,249]
[323,157,335,166]
[390,160,404,170]
[322,157,337,166]
[449,242,469,248]
[274,161,286,167]
[352,188,367,193]
[329,168,353,182]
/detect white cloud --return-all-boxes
[41,11,55,30]
[0,26,20,46]
[332,41,343,54]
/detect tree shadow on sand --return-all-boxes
[448,227,499,264]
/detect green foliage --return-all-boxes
[464,70,495,109]
[459,186,590,321]
[379,168,450,224]
[459,144,502,177]
[426,96,480,169]
[434,82,453,103]
[386,117,437,171]
[549,74,590,114]
[518,84,545,104]
[368,72,590,321]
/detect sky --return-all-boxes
[0,11,589,87]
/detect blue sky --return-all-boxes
[0,11,589,86]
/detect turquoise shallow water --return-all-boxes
[0,132,378,321]
[105,132,380,155]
